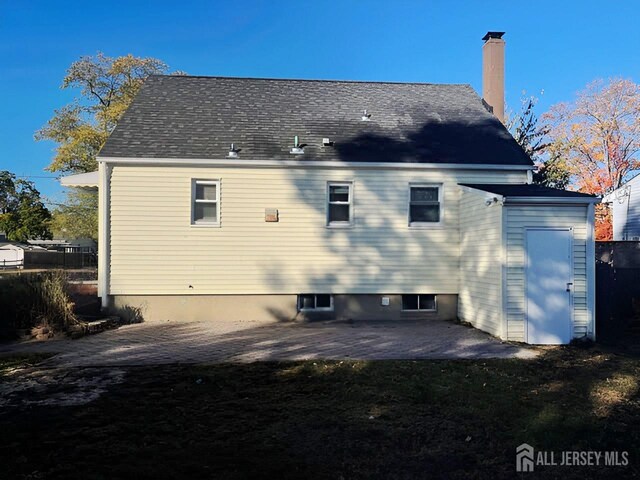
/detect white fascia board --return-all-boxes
[504,196,601,205]
[458,186,599,204]
[97,156,535,171]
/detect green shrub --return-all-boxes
[0,270,78,336]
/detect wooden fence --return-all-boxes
[596,241,640,341]
[22,251,97,269]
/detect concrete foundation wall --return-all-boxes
[111,294,458,324]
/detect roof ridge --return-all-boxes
[148,74,472,88]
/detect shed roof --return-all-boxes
[99,75,533,167]
[460,183,599,202]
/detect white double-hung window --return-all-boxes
[192,179,220,226]
[408,184,442,226]
[327,182,353,227]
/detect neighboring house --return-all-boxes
[27,238,97,253]
[62,32,598,344]
[602,174,640,241]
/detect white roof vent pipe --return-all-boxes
[228,143,239,158]
[362,109,371,121]
[290,135,304,155]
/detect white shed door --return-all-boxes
[526,229,572,344]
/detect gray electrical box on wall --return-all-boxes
[265,208,279,222]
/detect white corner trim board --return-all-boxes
[98,163,111,309]
[97,156,535,171]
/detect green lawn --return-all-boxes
[1,348,639,479]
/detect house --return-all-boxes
[602,174,640,241]
[27,238,97,254]
[62,32,598,344]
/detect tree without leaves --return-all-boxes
[0,171,52,242]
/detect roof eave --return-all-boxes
[97,155,535,171]
[504,196,600,205]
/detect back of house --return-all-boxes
[63,33,598,344]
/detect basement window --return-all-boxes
[327,182,353,227]
[409,184,441,226]
[402,294,437,311]
[298,294,333,311]
[192,179,220,226]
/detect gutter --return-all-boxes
[97,156,535,171]
[459,185,600,205]
[504,196,600,205]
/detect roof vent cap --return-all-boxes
[361,109,371,121]
[228,143,239,158]
[290,135,304,155]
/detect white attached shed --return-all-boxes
[458,183,599,344]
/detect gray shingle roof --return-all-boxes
[460,183,598,198]
[99,75,534,166]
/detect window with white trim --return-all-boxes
[192,180,220,226]
[402,294,437,311]
[327,182,353,226]
[409,185,441,225]
[298,294,333,311]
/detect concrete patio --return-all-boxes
[0,318,538,367]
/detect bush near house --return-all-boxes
[0,271,78,338]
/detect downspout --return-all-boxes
[624,187,632,240]
[499,199,508,340]
[586,202,596,340]
[98,161,111,310]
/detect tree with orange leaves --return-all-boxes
[545,78,640,240]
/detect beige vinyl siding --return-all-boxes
[108,165,527,295]
[504,205,589,341]
[458,189,503,336]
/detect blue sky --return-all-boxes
[1,0,639,204]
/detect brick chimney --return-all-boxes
[482,31,505,124]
